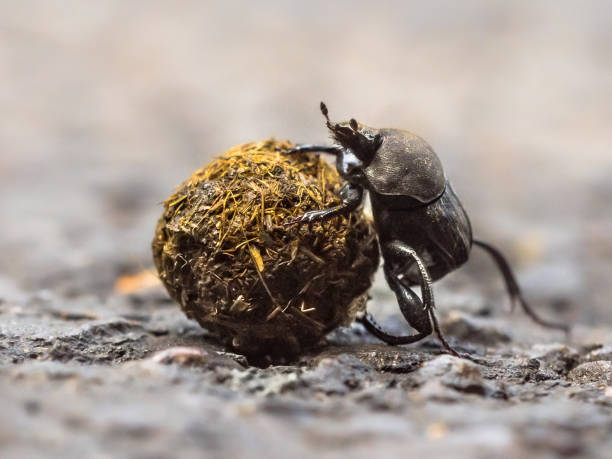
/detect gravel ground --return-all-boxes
[1,2,611,458]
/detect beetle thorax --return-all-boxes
[362,128,446,203]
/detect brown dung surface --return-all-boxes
[152,139,379,357]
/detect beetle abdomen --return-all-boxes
[373,182,472,285]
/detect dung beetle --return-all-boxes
[285,102,568,358]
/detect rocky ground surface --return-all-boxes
[1,282,612,459]
[1,2,612,458]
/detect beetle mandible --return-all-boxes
[285,102,568,358]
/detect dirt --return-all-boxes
[1,283,611,459]
[1,2,612,458]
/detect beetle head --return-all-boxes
[320,102,382,165]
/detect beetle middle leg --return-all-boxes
[358,240,464,358]
[358,264,432,345]
[284,183,363,226]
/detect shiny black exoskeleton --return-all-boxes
[286,102,568,358]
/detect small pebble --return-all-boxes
[568,361,612,385]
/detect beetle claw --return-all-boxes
[283,216,301,227]
[284,212,314,227]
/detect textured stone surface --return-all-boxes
[1,2,612,458]
[1,285,612,459]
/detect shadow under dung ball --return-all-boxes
[152,139,380,358]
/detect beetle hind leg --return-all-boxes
[473,239,569,334]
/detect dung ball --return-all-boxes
[152,139,379,358]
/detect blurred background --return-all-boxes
[1,0,611,326]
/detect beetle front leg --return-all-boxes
[359,241,468,359]
[284,144,341,156]
[284,183,363,226]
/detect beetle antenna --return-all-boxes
[319,103,381,163]
[320,101,329,118]
[320,101,332,128]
